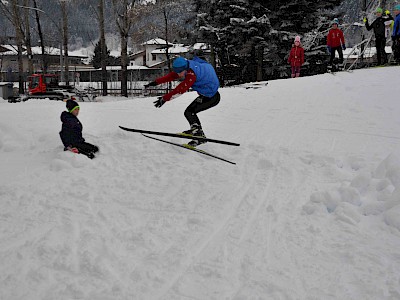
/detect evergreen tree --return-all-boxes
[194,0,343,82]
[91,40,111,69]
[195,0,271,83]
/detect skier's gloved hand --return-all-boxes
[326,46,331,54]
[342,44,346,50]
[153,96,165,108]
[363,17,367,23]
[144,81,157,89]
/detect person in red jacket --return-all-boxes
[287,35,305,78]
[326,18,346,68]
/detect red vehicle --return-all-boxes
[28,74,60,95]
[9,74,94,103]
[27,74,74,100]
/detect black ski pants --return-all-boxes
[74,141,99,156]
[392,37,400,63]
[375,36,387,65]
[329,46,344,65]
[184,92,220,127]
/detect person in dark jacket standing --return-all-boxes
[364,7,394,65]
[287,35,305,78]
[144,56,220,147]
[327,18,346,68]
[59,99,99,159]
[392,4,400,63]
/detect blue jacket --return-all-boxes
[188,57,219,98]
[393,14,400,38]
[59,111,84,147]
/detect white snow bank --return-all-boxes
[304,150,400,230]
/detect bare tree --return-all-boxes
[0,0,26,93]
[60,0,69,84]
[23,0,33,74]
[111,0,136,97]
[162,4,172,73]
[33,0,47,72]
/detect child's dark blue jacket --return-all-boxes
[59,111,84,147]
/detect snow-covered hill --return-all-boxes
[1,67,400,300]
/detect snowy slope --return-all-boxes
[1,67,400,300]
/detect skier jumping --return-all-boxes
[144,56,220,147]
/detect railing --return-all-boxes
[78,87,171,98]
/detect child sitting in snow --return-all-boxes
[287,36,305,78]
[59,99,99,159]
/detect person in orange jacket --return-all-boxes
[326,18,346,68]
[287,35,305,78]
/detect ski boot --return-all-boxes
[181,123,203,137]
[188,128,207,148]
[181,123,207,147]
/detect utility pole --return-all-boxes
[360,0,368,63]
[99,0,107,96]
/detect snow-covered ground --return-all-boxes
[1,67,400,300]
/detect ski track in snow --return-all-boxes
[1,67,400,299]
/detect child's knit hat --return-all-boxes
[66,99,79,113]
[294,36,301,43]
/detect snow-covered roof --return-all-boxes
[141,38,172,46]
[0,45,10,53]
[151,43,210,55]
[0,45,88,58]
[0,44,17,55]
[129,50,146,58]
[151,44,189,55]
[106,65,150,71]
[193,43,208,50]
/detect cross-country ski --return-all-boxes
[141,134,236,165]
[119,126,240,146]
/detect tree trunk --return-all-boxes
[121,35,128,97]
[33,0,47,72]
[256,45,263,81]
[23,0,34,74]
[61,1,69,85]
[99,0,108,96]
[11,0,25,94]
[163,7,172,92]
[112,0,134,97]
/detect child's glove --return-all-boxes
[363,17,367,23]
[327,46,331,54]
[342,44,346,50]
